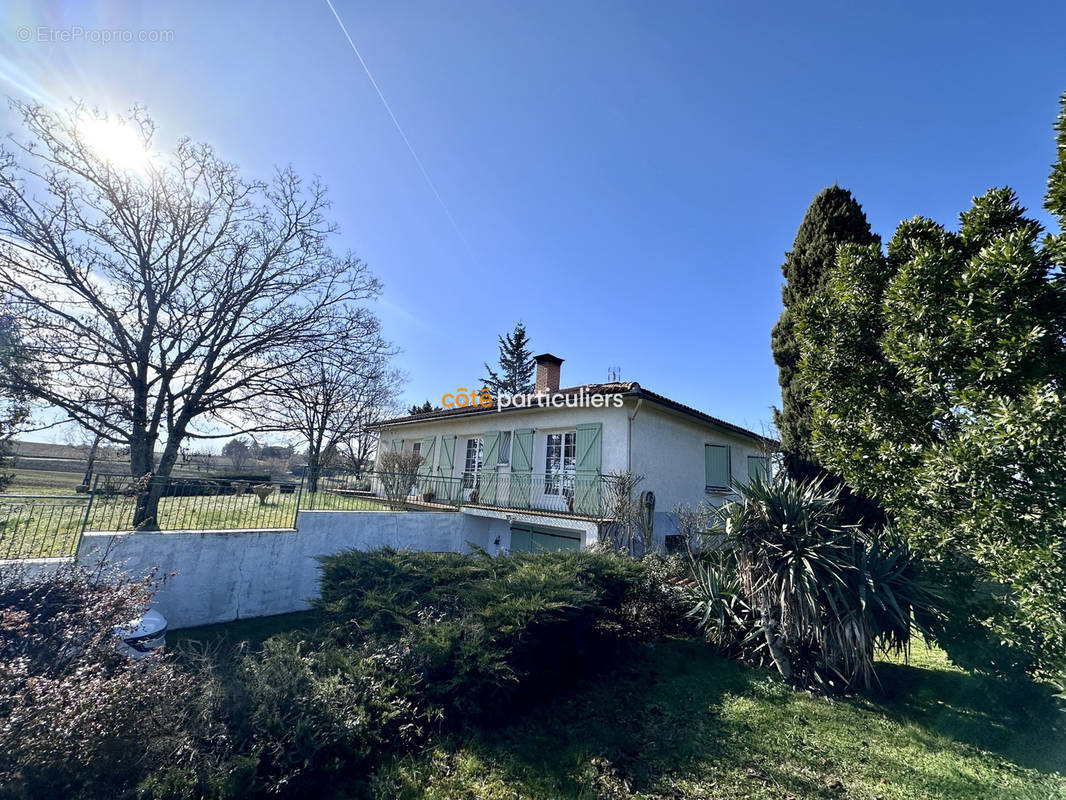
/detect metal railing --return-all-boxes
[0,495,91,559]
[0,468,621,561]
[460,471,620,518]
[86,473,304,532]
[306,470,464,511]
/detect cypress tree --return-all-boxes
[771,185,880,479]
[483,322,535,395]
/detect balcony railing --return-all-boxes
[458,471,619,519]
[317,469,622,518]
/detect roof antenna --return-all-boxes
[607,366,621,382]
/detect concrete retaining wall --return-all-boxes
[75,511,494,629]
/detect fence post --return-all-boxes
[292,472,305,527]
[76,473,99,553]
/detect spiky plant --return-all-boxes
[690,471,933,692]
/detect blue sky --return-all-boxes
[2,1,1065,443]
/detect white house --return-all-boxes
[370,354,773,553]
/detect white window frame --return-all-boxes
[463,437,483,489]
[544,430,576,497]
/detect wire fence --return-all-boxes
[86,474,303,532]
[0,468,616,561]
[305,471,463,511]
[0,496,90,559]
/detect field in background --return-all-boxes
[5,468,93,495]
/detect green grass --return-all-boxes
[168,613,1066,799]
[171,610,325,653]
[369,641,1064,800]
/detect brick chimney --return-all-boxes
[534,353,563,394]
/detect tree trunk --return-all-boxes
[130,424,186,529]
[307,452,321,494]
[763,618,793,682]
[80,430,102,489]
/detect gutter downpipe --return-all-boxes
[627,396,644,472]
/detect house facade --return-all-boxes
[370,354,773,554]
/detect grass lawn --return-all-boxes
[1,469,395,557]
[171,610,326,654]
[374,641,1065,800]
[170,615,1065,799]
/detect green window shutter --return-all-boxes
[391,438,402,453]
[508,428,534,508]
[575,422,603,515]
[418,436,436,475]
[438,435,455,473]
[575,423,602,473]
[705,444,731,490]
[481,431,501,504]
[435,435,457,502]
[747,455,768,483]
[511,429,533,471]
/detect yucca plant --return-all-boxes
[688,471,934,692]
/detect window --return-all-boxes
[463,437,483,489]
[412,442,421,456]
[545,431,576,496]
[747,455,769,483]
[498,431,512,465]
[705,444,731,491]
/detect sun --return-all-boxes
[79,116,153,174]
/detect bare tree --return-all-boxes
[260,352,399,492]
[377,449,423,509]
[340,369,403,474]
[0,101,383,526]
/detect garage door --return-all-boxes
[509,524,581,553]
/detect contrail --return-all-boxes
[323,0,470,250]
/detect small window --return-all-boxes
[412,442,421,456]
[747,455,769,483]
[498,431,512,465]
[705,444,731,491]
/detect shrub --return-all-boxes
[316,548,687,721]
[687,472,937,692]
[376,451,423,508]
[0,565,194,800]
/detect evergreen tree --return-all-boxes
[407,400,440,415]
[792,96,1066,674]
[0,306,33,490]
[771,185,880,479]
[482,322,535,395]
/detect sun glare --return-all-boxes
[79,117,153,173]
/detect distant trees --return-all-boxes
[260,350,399,492]
[771,186,880,481]
[407,400,440,415]
[792,95,1066,675]
[0,101,385,526]
[222,437,252,471]
[482,322,535,395]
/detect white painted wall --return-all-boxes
[629,403,770,541]
[74,511,494,629]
